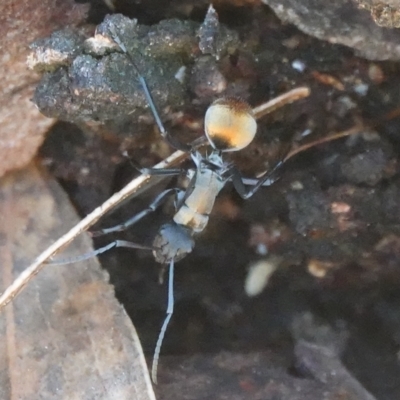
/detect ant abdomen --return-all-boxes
[152,223,195,264]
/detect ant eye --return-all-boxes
[204,96,257,152]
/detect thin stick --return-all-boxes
[283,106,400,163]
[252,87,310,119]
[284,124,364,162]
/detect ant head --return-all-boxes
[152,223,194,264]
[204,97,257,152]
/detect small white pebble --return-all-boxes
[174,66,186,83]
[245,257,281,297]
[290,181,304,190]
[256,243,268,256]
[299,128,312,138]
[292,59,306,72]
[353,83,369,96]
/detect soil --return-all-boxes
[35,2,400,399]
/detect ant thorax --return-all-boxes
[173,160,225,234]
[204,151,226,169]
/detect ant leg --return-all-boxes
[229,140,293,199]
[151,259,175,384]
[126,156,183,176]
[47,240,154,265]
[92,188,181,237]
[109,28,192,152]
[229,160,284,200]
[240,177,277,187]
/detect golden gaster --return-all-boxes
[204,97,257,152]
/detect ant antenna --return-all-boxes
[151,259,175,384]
[109,26,191,152]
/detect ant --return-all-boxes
[51,28,310,383]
